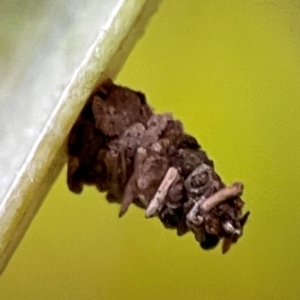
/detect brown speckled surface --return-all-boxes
[67,80,249,253]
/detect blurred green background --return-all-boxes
[1,0,300,299]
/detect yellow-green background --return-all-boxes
[1,0,300,299]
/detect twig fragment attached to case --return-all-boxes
[67,80,250,253]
